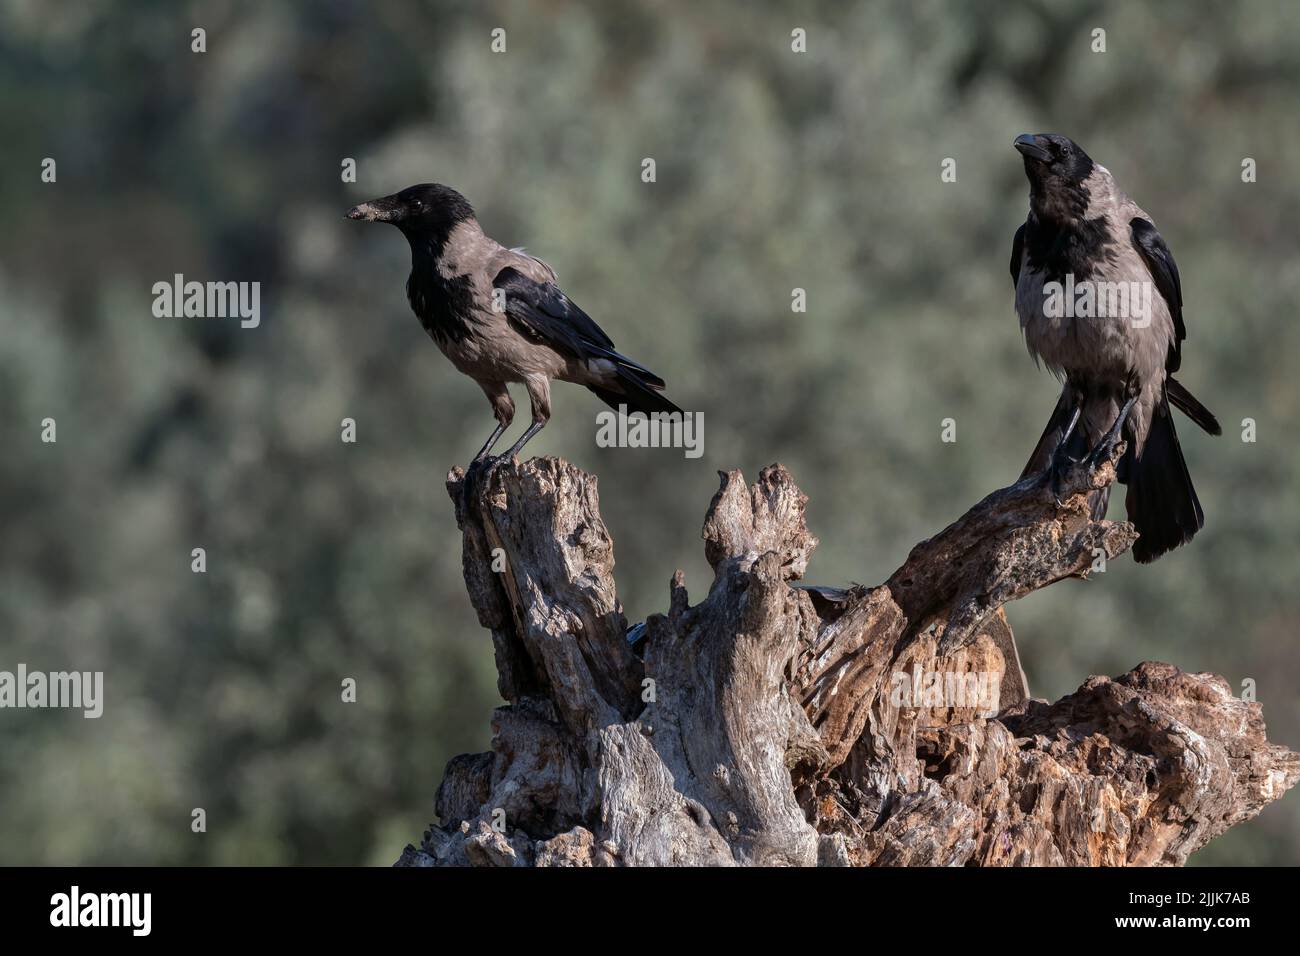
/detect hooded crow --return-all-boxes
[1010,133,1221,563]
[347,183,681,464]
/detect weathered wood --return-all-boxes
[398,452,1297,867]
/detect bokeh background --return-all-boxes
[1,0,1297,865]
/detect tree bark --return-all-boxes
[397,449,1299,867]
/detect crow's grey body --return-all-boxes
[1014,164,1173,465]
[426,220,598,428]
[349,184,679,463]
[1009,134,1219,562]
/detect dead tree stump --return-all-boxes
[398,450,1299,867]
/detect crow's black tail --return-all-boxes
[588,366,682,417]
[1126,391,1205,563]
[1167,377,1222,436]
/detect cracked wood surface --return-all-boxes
[397,452,1297,867]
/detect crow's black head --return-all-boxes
[1014,133,1093,183]
[346,183,475,247]
[1014,133,1096,222]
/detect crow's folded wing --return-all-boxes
[1010,222,1026,288]
[1130,217,1185,372]
[491,266,665,385]
[493,266,615,353]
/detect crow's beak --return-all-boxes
[346,198,400,223]
[1013,134,1052,162]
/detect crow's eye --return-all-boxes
[412,200,424,210]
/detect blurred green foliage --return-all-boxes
[1,0,1296,865]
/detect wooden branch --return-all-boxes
[397,453,1298,867]
[796,443,1134,770]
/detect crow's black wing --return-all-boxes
[1130,217,1185,372]
[493,266,615,355]
[1010,222,1026,288]
[492,266,665,385]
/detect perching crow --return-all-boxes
[347,184,681,464]
[1010,133,1221,563]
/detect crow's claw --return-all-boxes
[1044,444,1079,505]
[464,454,505,499]
[1084,434,1119,470]
[1084,395,1136,471]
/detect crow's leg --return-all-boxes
[471,381,515,465]
[465,383,515,499]
[1085,394,1138,468]
[500,420,546,462]
[1045,388,1086,501]
[472,422,508,464]
[499,375,552,463]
